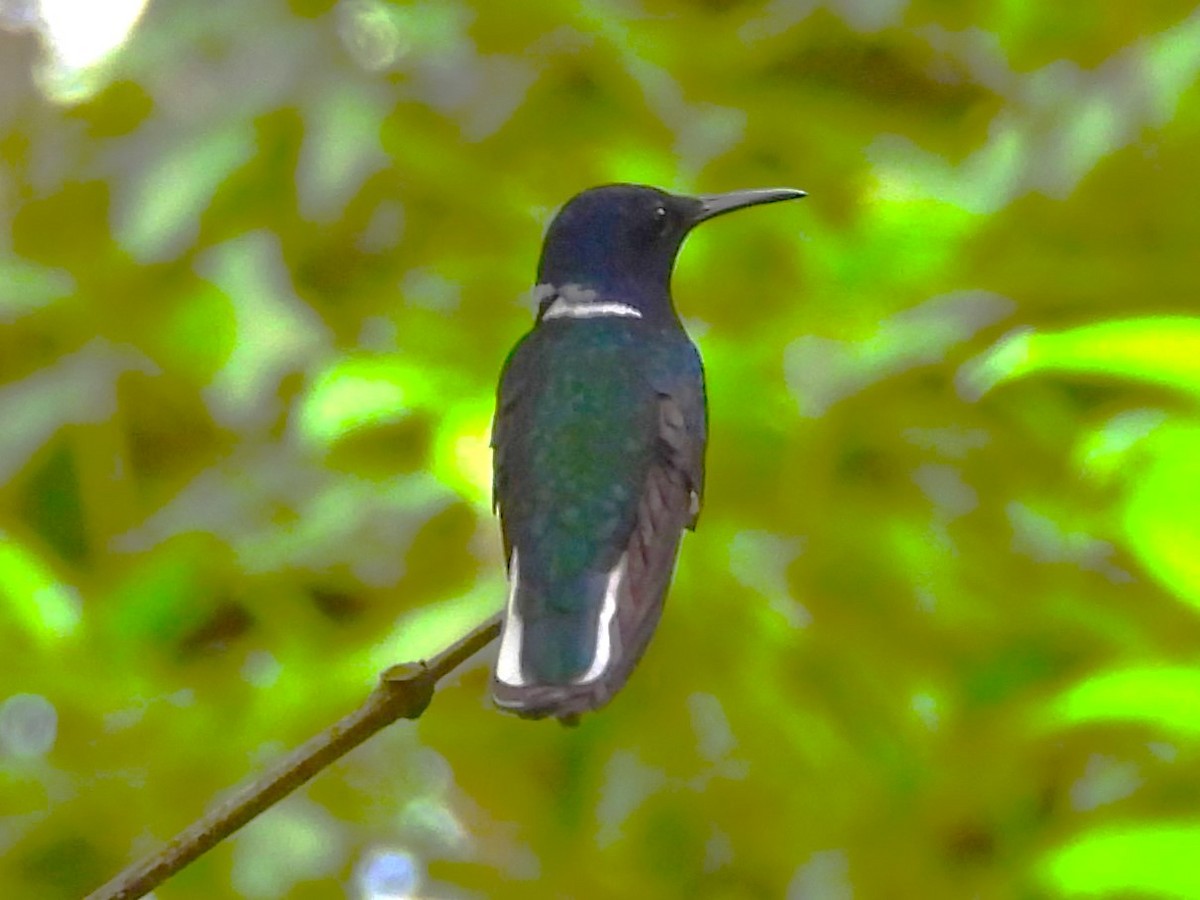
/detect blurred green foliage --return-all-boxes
[3,0,1200,897]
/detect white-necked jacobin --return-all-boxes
[490,183,805,721]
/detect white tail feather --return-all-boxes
[574,553,626,684]
[495,551,525,686]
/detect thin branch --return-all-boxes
[84,613,503,900]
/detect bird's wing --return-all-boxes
[490,330,538,564]
[651,342,707,529]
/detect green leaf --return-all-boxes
[1038,823,1200,898]
[114,124,255,263]
[295,356,421,448]
[1074,408,1170,483]
[0,532,81,643]
[296,80,388,222]
[1120,422,1200,610]
[959,317,1200,402]
[0,257,75,321]
[1043,665,1200,738]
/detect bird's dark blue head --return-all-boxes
[536,183,804,323]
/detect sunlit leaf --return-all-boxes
[196,232,331,428]
[787,291,1013,416]
[1038,823,1200,899]
[361,573,504,675]
[231,800,344,897]
[114,124,255,263]
[1074,409,1169,483]
[1120,422,1200,610]
[296,356,424,448]
[1144,13,1200,123]
[431,400,493,509]
[0,257,74,321]
[959,317,1200,402]
[296,80,389,223]
[869,132,1026,215]
[1043,665,1200,738]
[160,280,239,382]
[0,532,81,643]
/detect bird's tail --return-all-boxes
[492,466,691,721]
[491,551,631,720]
[491,545,681,720]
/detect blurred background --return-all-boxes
[2,0,1200,897]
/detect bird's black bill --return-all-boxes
[693,187,806,223]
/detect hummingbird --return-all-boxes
[490,183,804,721]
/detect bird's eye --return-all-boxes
[653,205,669,235]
